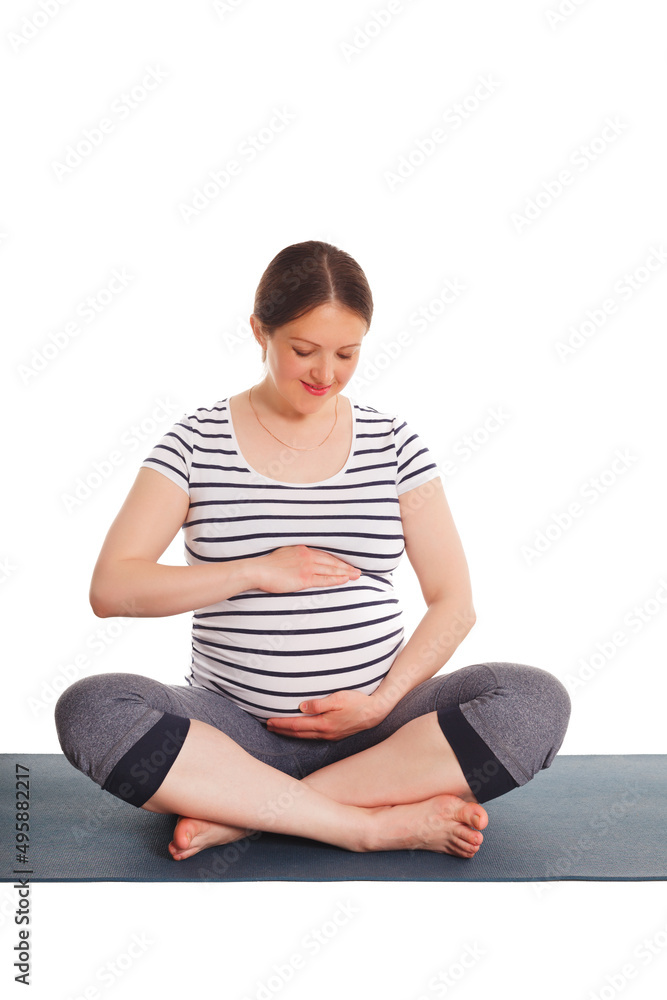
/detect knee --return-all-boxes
[55,674,102,753]
[501,662,572,770]
[54,675,104,775]
[480,661,572,775]
[537,669,571,768]
[54,672,139,779]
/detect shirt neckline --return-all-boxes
[224,395,356,487]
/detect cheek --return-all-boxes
[275,352,302,377]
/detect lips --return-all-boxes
[301,380,331,390]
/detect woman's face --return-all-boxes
[251,303,367,410]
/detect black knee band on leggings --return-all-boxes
[102,712,191,807]
[436,705,519,803]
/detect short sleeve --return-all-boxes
[140,414,193,496]
[393,415,440,496]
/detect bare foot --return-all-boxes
[168,796,488,860]
[169,816,257,861]
[363,793,489,858]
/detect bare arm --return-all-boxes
[89,468,257,618]
[368,475,476,714]
[89,467,362,619]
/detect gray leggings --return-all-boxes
[54,661,571,808]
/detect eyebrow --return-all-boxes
[289,337,362,348]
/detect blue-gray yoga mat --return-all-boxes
[1,753,664,882]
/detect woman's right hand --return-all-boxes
[253,545,361,594]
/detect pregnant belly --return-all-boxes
[189,575,406,719]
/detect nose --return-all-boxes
[310,360,335,385]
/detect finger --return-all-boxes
[268,724,329,737]
[267,718,328,734]
[287,731,333,740]
[299,698,332,715]
[311,551,359,576]
[268,727,331,740]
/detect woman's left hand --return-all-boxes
[265,690,387,741]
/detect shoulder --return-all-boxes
[347,395,397,427]
[182,399,230,428]
[348,396,422,444]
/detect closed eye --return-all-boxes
[294,350,353,360]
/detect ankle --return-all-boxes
[347,806,380,853]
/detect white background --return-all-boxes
[1,0,666,997]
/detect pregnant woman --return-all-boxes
[55,240,571,861]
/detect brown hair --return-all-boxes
[252,241,373,364]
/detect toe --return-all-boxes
[173,822,194,852]
[451,840,475,858]
[465,805,488,831]
[457,825,483,848]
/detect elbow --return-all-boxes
[89,560,146,619]
[430,595,476,633]
[89,587,111,618]
[89,560,120,618]
[460,605,476,634]
[89,571,115,618]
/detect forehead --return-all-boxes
[287,335,363,348]
[278,306,366,347]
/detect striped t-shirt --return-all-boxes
[140,395,440,720]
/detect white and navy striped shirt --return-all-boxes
[140,395,440,719]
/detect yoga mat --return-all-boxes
[1,753,664,882]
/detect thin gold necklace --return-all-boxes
[248,385,338,451]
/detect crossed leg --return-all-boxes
[159,712,488,861]
[55,662,571,863]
